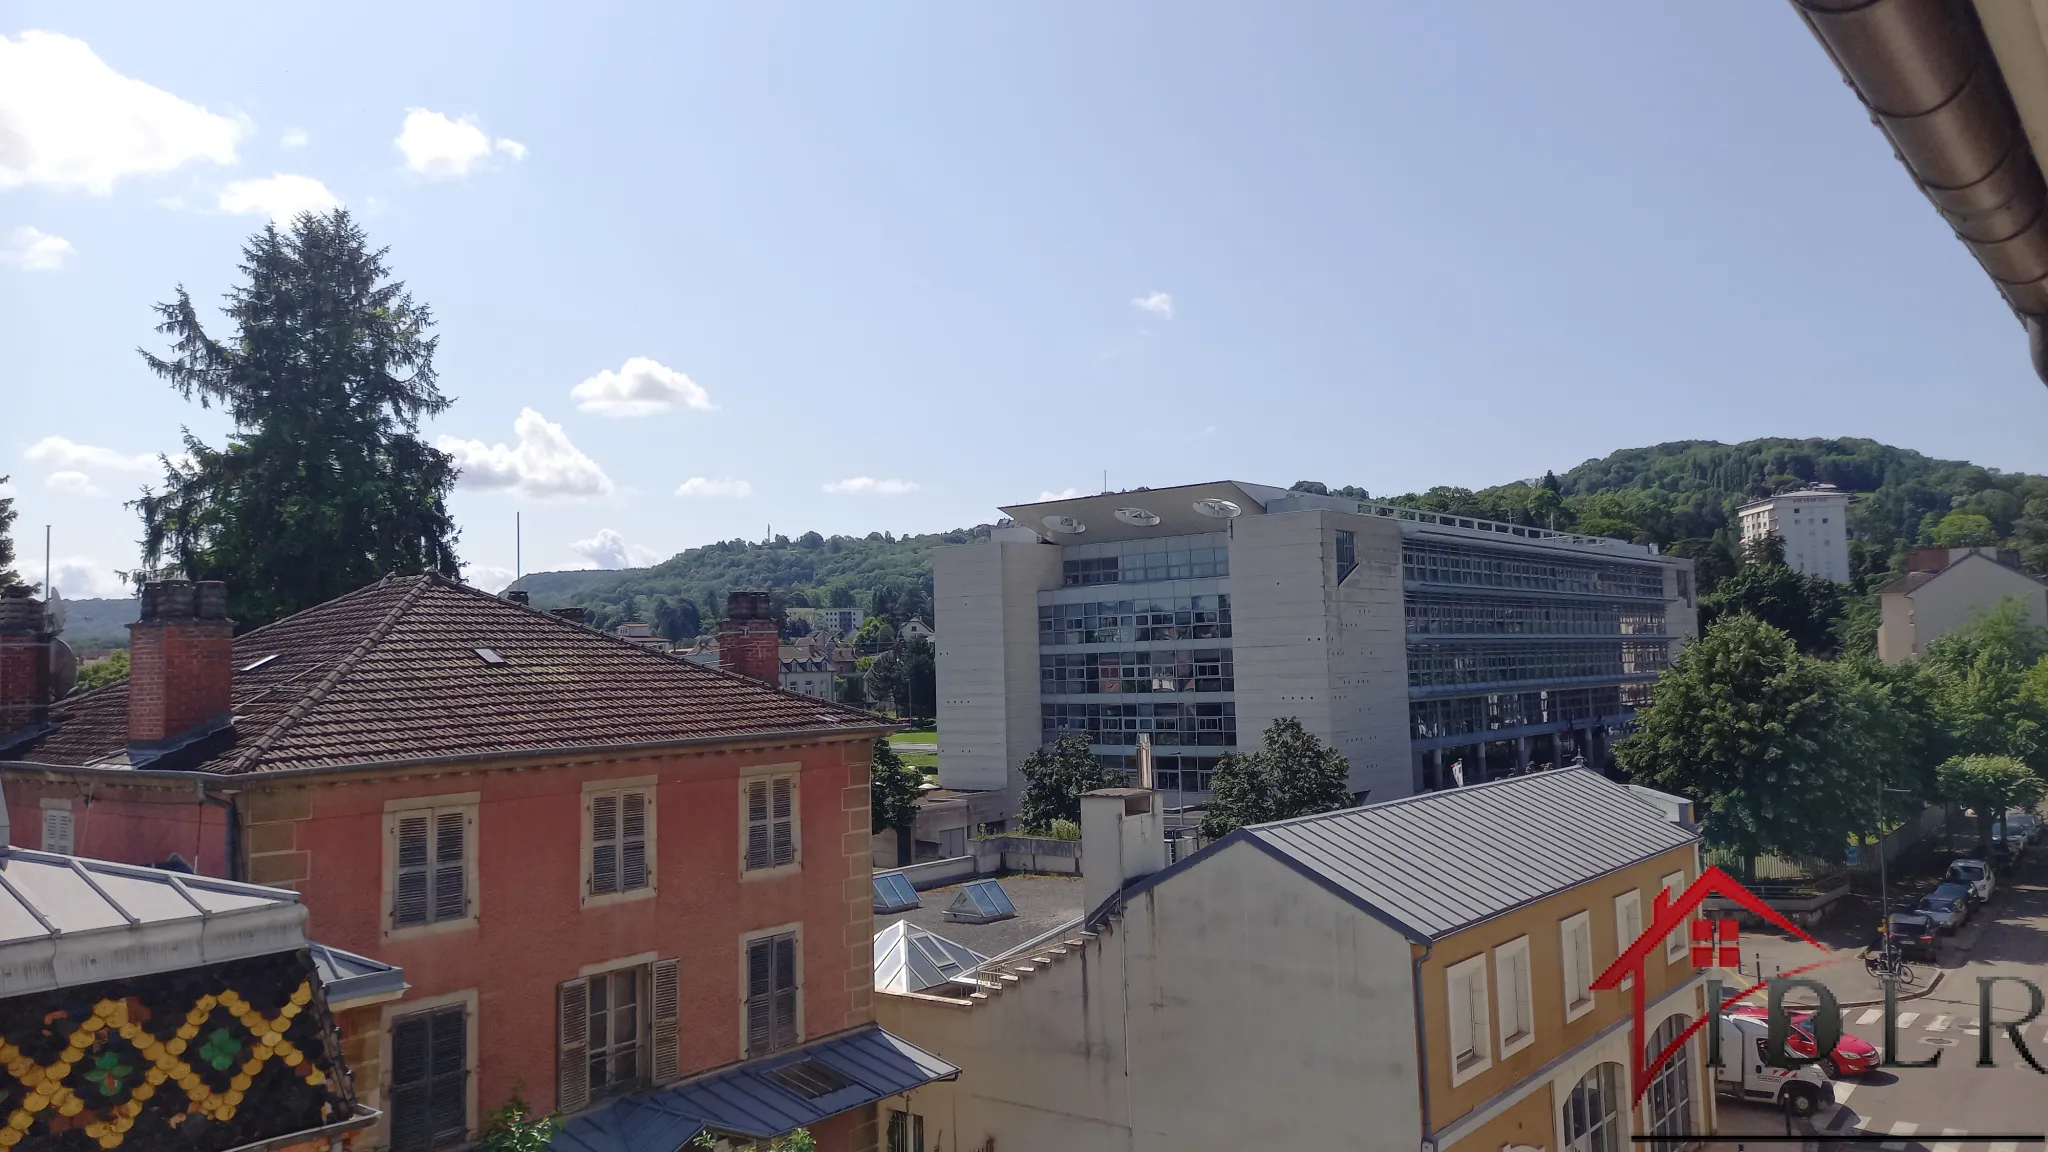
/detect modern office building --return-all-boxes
[934,482,1696,812]
[1735,483,1851,582]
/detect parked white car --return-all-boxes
[1948,858,1994,904]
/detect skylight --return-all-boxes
[474,647,506,664]
[765,1058,853,1099]
[944,879,1017,924]
[873,872,920,914]
[238,654,280,673]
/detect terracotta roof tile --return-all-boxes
[13,575,886,774]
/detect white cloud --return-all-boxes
[280,127,308,148]
[1037,488,1081,502]
[571,357,713,418]
[569,528,660,571]
[0,31,245,194]
[437,407,614,499]
[675,477,752,499]
[395,108,525,179]
[49,557,129,599]
[822,477,918,496]
[1,226,75,272]
[218,174,340,222]
[462,564,516,594]
[44,471,99,496]
[1130,290,1174,318]
[25,437,156,473]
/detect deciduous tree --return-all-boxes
[1200,716,1354,838]
[870,738,923,835]
[1935,754,2046,851]
[132,210,460,628]
[1018,734,1116,831]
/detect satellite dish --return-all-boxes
[1192,498,1242,519]
[1041,515,1087,535]
[49,640,78,698]
[1114,507,1161,527]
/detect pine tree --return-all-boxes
[132,210,461,627]
[0,476,19,588]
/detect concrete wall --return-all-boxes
[934,539,1062,799]
[876,838,1422,1152]
[1230,508,1411,800]
[1880,555,2048,663]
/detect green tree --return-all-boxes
[652,596,702,643]
[1017,734,1116,831]
[0,476,18,588]
[854,616,895,654]
[132,209,461,629]
[1200,717,1354,838]
[891,635,936,721]
[695,1129,814,1151]
[477,1093,562,1152]
[1935,754,2047,851]
[1925,599,2048,774]
[1932,511,1998,547]
[870,737,923,864]
[74,650,130,695]
[1700,557,1843,656]
[1615,614,1865,878]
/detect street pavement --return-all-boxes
[1707,852,2048,1151]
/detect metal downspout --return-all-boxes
[196,780,243,883]
[1414,938,1435,1152]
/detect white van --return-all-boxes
[1714,1012,1834,1118]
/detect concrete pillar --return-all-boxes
[1516,736,1530,774]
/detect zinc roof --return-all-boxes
[1243,768,1698,942]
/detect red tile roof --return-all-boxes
[11,575,887,774]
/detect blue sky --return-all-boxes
[5,2,2047,597]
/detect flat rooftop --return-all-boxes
[877,872,1084,958]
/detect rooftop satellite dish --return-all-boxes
[1114,507,1161,527]
[1042,515,1086,535]
[1192,498,1242,520]
[49,640,77,698]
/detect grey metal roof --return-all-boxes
[553,1025,958,1152]
[310,941,408,1005]
[1245,768,1698,942]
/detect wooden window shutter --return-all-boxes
[745,938,774,1056]
[590,792,620,896]
[651,958,680,1084]
[772,933,798,1049]
[745,781,770,870]
[770,777,795,867]
[389,1012,432,1151]
[394,813,431,927]
[621,791,649,892]
[432,809,469,922]
[558,977,591,1114]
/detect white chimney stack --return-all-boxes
[1081,787,1166,919]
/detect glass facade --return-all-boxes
[1405,595,1666,637]
[1062,546,1229,586]
[1408,683,1655,741]
[1042,700,1237,746]
[1406,640,1671,690]
[1403,541,1666,599]
[1042,649,1234,694]
[1039,596,1231,645]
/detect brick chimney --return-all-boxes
[718,590,780,686]
[0,586,53,736]
[128,580,235,756]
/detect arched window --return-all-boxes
[1647,1015,1695,1152]
[1561,1062,1623,1152]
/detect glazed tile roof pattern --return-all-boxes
[11,575,886,775]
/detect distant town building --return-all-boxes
[934,482,1696,814]
[781,657,836,700]
[1736,484,1850,582]
[613,620,669,651]
[899,617,935,644]
[811,607,866,638]
[1878,546,2048,662]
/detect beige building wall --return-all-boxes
[934,536,1062,797]
[1878,555,2048,663]
[1230,509,1412,799]
[876,839,1422,1152]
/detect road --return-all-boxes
[1711,853,2048,1150]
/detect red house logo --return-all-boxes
[1590,866,1827,1104]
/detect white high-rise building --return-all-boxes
[1735,484,1851,582]
[934,481,1697,815]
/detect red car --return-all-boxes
[1728,1005,1879,1076]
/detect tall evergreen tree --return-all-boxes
[132,210,461,627]
[0,476,19,588]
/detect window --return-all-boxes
[557,960,679,1114]
[388,798,476,934]
[39,801,72,855]
[1646,1016,1695,1152]
[1661,871,1689,962]
[1560,911,1595,1021]
[1560,1062,1623,1152]
[1614,891,1642,989]
[888,1111,927,1152]
[766,1058,851,1098]
[746,931,800,1056]
[1336,530,1357,583]
[743,775,797,872]
[389,1005,468,1151]
[1444,954,1491,1084]
[1494,936,1535,1057]
[586,782,655,904]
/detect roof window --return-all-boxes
[474,647,506,664]
[239,654,280,673]
[766,1058,853,1098]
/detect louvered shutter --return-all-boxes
[772,933,798,1050]
[770,777,795,867]
[427,1007,468,1143]
[394,814,431,927]
[433,809,468,922]
[651,958,680,1084]
[621,791,649,892]
[745,781,770,870]
[40,809,72,854]
[745,938,774,1056]
[590,792,619,896]
[558,978,591,1114]
[389,1013,432,1152]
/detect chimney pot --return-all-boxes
[717,590,780,686]
[549,606,588,625]
[505,590,530,605]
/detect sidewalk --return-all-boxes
[1728,875,2010,1006]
